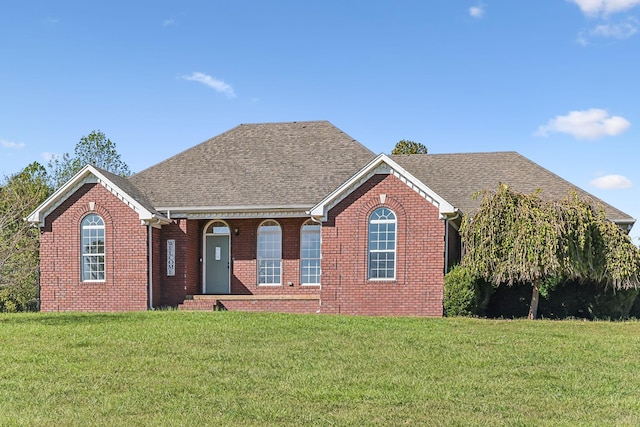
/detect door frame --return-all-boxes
[202,220,231,294]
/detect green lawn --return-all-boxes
[1,311,640,426]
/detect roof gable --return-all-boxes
[309,154,456,220]
[26,165,169,227]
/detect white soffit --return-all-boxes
[26,165,167,227]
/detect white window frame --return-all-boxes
[300,220,321,286]
[257,220,282,286]
[81,213,105,282]
[368,207,396,280]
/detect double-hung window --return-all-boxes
[81,214,105,281]
[368,207,396,280]
[300,220,321,285]
[257,220,282,285]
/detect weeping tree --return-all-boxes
[460,184,640,319]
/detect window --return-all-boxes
[301,220,321,285]
[368,207,396,279]
[81,213,105,281]
[257,220,282,285]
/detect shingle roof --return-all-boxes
[392,152,633,222]
[128,121,376,209]
[92,166,164,218]
[124,123,632,224]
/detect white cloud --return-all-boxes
[0,139,25,149]
[163,19,175,27]
[576,31,590,45]
[591,17,638,38]
[590,174,632,189]
[535,108,630,140]
[181,72,236,98]
[469,5,485,18]
[569,0,640,16]
[41,152,59,162]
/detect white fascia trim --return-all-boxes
[26,165,168,227]
[309,153,457,220]
[162,207,311,220]
[611,218,636,233]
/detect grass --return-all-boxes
[1,311,640,426]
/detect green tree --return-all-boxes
[391,139,428,155]
[0,162,51,312]
[48,130,131,188]
[460,184,640,319]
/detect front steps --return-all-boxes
[178,294,321,314]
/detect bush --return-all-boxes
[485,280,640,320]
[444,265,494,316]
[590,287,639,320]
[0,279,39,313]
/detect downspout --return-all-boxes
[148,224,154,310]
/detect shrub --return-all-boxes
[485,280,639,320]
[590,287,639,320]
[444,265,494,316]
[0,279,39,313]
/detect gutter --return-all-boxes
[611,218,636,234]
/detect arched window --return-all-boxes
[368,207,396,280]
[300,220,321,285]
[257,220,282,285]
[81,213,105,281]
[205,220,230,235]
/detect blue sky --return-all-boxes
[2,1,640,238]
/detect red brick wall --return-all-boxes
[152,226,162,308]
[39,183,149,312]
[159,218,319,307]
[226,218,321,297]
[320,173,445,316]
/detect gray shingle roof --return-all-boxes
[92,166,164,217]
[128,121,376,209]
[392,152,633,222]
[122,122,631,223]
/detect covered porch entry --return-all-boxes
[175,216,321,313]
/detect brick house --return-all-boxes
[27,121,635,315]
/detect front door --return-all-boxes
[204,222,231,294]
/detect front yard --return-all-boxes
[1,311,639,426]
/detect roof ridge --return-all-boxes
[424,151,519,156]
[237,120,331,126]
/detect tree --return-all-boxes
[460,184,640,319]
[391,139,428,155]
[0,162,51,312]
[48,130,131,189]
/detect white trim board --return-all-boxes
[309,154,457,220]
